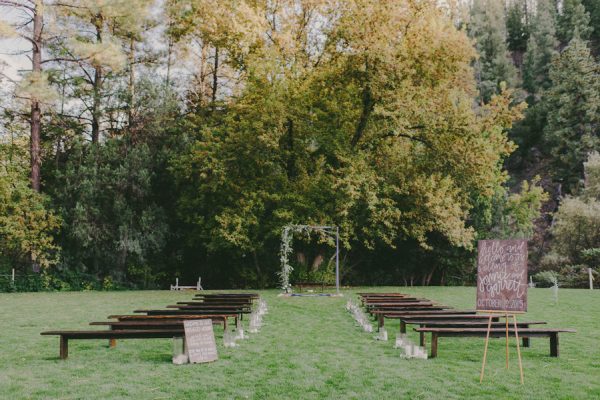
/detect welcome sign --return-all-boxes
[184,319,218,364]
[476,239,528,312]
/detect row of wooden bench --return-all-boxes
[358,292,576,358]
[41,293,260,359]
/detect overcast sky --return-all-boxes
[0,8,30,81]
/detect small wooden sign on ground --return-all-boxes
[184,319,218,364]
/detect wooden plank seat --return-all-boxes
[414,327,577,358]
[397,315,500,332]
[95,316,230,329]
[364,297,428,303]
[133,309,252,319]
[165,304,252,311]
[359,293,409,304]
[366,302,437,308]
[90,318,227,349]
[178,299,253,305]
[41,329,186,359]
[404,320,546,347]
[373,311,480,328]
[194,293,259,299]
[370,306,450,315]
[368,305,450,317]
[108,314,238,328]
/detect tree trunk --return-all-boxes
[30,2,43,192]
[285,118,296,178]
[128,36,135,128]
[199,42,207,105]
[351,80,374,148]
[91,15,103,144]
[166,34,173,87]
[211,46,219,104]
[311,251,324,272]
[252,250,262,287]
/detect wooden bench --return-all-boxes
[405,320,546,347]
[194,293,259,300]
[91,318,226,348]
[364,297,427,304]
[109,313,239,327]
[178,299,253,305]
[369,306,451,318]
[365,301,436,308]
[414,327,576,358]
[165,304,252,311]
[134,308,249,315]
[374,310,480,327]
[397,314,499,332]
[41,329,186,359]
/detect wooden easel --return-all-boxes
[479,310,524,385]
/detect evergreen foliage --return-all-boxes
[470,0,518,102]
[544,35,600,190]
[506,0,530,65]
[4,0,584,289]
[557,0,593,45]
[522,0,559,96]
[544,152,600,286]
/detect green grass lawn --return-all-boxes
[0,287,598,399]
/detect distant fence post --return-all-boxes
[589,268,594,290]
[11,269,15,283]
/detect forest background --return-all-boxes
[1,0,599,291]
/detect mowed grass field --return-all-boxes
[0,287,599,399]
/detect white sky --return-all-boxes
[0,8,30,81]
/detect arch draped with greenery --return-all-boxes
[279,225,339,293]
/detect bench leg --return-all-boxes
[522,337,530,347]
[400,321,406,334]
[223,318,228,331]
[59,336,68,360]
[420,332,425,347]
[550,333,559,357]
[430,333,438,358]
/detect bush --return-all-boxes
[534,270,559,288]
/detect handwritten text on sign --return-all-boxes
[476,239,528,312]
[184,319,218,363]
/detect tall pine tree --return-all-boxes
[523,0,559,97]
[581,0,600,54]
[557,0,592,46]
[469,0,518,102]
[506,0,530,69]
[544,34,600,190]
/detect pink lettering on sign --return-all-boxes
[476,239,528,312]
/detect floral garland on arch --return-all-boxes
[278,224,338,293]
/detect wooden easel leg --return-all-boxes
[505,313,509,369]
[479,315,493,383]
[512,314,524,384]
